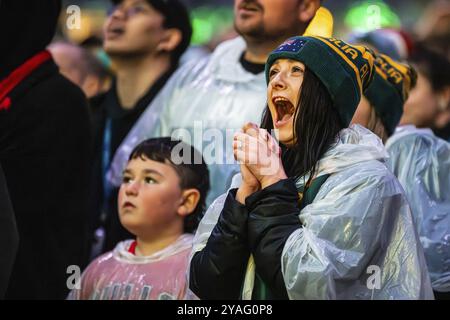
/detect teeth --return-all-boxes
[274,97,289,103]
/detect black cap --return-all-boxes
[111,0,192,65]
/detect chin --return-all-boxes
[235,21,263,38]
[104,44,131,57]
[119,218,140,234]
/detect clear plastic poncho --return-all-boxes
[107,37,267,205]
[386,125,450,293]
[68,234,197,300]
[190,125,434,299]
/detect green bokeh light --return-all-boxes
[345,1,401,32]
[191,6,234,45]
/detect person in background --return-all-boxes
[89,0,193,255]
[348,28,414,61]
[68,138,209,300]
[0,0,92,299]
[351,53,417,143]
[49,41,111,98]
[385,44,450,300]
[400,44,450,141]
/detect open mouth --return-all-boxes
[272,97,295,127]
[106,26,125,38]
[239,1,261,12]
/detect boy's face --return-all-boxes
[401,70,440,127]
[103,0,166,57]
[118,156,185,236]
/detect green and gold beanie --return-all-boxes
[364,53,417,135]
[266,36,375,126]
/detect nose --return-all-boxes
[271,72,287,90]
[124,180,139,196]
[109,5,127,20]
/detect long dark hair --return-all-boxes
[261,67,343,185]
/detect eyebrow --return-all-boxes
[142,169,163,177]
[128,0,148,7]
[270,62,280,69]
[270,60,305,71]
[122,168,163,177]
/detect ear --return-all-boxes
[298,0,321,23]
[156,28,182,53]
[434,86,450,128]
[177,188,201,217]
[438,85,450,111]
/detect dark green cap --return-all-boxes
[364,53,417,135]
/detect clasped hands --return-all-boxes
[233,122,287,204]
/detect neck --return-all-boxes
[243,38,278,64]
[398,114,417,127]
[135,224,183,256]
[113,54,171,109]
[242,31,303,64]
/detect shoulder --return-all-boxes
[81,250,114,277]
[38,72,87,106]
[29,72,90,123]
[319,160,401,200]
[212,37,246,57]
[387,130,431,150]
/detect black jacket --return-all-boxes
[189,179,302,300]
[0,165,19,299]
[0,0,91,299]
[0,60,92,299]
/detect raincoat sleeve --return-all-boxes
[280,164,423,299]
[245,178,302,299]
[189,189,251,299]
[107,59,208,187]
[386,133,450,292]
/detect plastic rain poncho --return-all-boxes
[107,37,267,205]
[190,125,434,300]
[386,125,450,293]
[68,234,197,300]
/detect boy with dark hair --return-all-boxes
[69,138,209,300]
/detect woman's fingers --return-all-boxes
[233,133,258,164]
[242,122,259,138]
